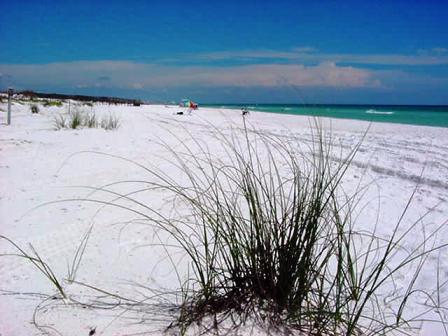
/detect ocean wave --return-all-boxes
[366,109,395,115]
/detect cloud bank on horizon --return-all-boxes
[0,1,447,104]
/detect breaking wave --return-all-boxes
[366,109,395,115]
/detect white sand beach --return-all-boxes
[1,100,447,335]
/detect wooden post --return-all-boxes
[7,88,13,125]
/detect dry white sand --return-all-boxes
[0,100,447,335]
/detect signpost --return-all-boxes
[7,88,13,125]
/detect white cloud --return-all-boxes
[433,47,448,54]
[417,47,448,56]
[184,48,448,66]
[131,83,144,89]
[175,62,378,88]
[0,60,380,90]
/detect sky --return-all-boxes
[0,0,448,104]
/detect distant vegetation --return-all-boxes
[17,90,142,106]
[43,100,63,107]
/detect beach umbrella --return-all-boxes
[180,99,198,109]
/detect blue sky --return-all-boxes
[1,0,448,104]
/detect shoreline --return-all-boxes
[202,103,448,128]
[199,104,448,134]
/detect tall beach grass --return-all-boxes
[52,108,119,130]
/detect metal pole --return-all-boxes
[7,88,13,125]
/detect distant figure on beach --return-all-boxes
[242,107,249,116]
[175,108,192,116]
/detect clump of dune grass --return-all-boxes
[149,123,370,333]
[68,108,83,129]
[83,112,98,128]
[100,113,120,130]
[52,109,118,131]
[53,113,67,130]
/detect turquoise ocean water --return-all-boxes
[205,104,448,128]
